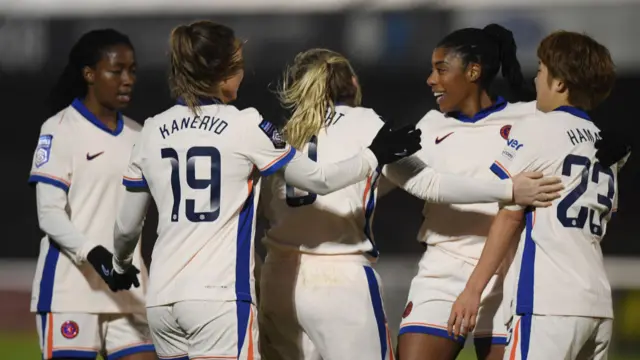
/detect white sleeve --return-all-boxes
[113,189,151,272]
[242,116,297,176]
[282,149,378,195]
[382,156,513,204]
[28,120,73,192]
[36,183,96,264]
[488,120,540,211]
[122,130,148,189]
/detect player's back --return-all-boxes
[493,107,621,318]
[136,102,293,306]
[261,105,382,256]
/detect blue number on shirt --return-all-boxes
[285,136,318,207]
[556,154,615,236]
[161,146,221,222]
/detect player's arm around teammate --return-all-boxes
[110,22,419,360]
[29,29,156,360]
[381,152,562,207]
[396,24,539,360]
[449,31,620,360]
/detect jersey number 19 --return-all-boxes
[161,146,221,222]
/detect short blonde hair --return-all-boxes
[277,49,361,149]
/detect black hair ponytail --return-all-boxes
[483,24,534,101]
[49,58,88,116]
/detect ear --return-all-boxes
[82,66,95,85]
[351,75,359,89]
[552,78,567,95]
[466,63,481,83]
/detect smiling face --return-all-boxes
[426,47,479,114]
[83,44,137,111]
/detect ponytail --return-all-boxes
[48,62,87,117]
[483,24,533,101]
[279,62,332,149]
[278,49,360,150]
[169,24,202,115]
[168,21,243,115]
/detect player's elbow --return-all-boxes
[493,208,526,238]
[309,183,332,196]
[37,212,51,235]
[36,207,61,236]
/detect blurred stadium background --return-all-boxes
[1,0,640,358]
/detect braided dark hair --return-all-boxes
[48,29,133,117]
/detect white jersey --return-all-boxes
[124,100,296,307]
[28,99,146,314]
[490,106,622,319]
[414,99,538,263]
[261,105,383,257]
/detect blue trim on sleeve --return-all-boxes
[28,174,70,193]
[122,177,148,188]
[490,162,510,180]
[260,148,297,177]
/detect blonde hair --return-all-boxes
[277,49,361,149]
[169,20,244,115]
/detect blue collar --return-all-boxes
[176,97,223,106]
[553,106,591,121]
[447,96,508,123]
[71,98,124,136]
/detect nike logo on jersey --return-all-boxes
[86,151,104,160]
[435,132,454,144]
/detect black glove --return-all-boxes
[368,122,422,165]
[111,264,141,292]
[86,245,140,292]
[595,129,631,168]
